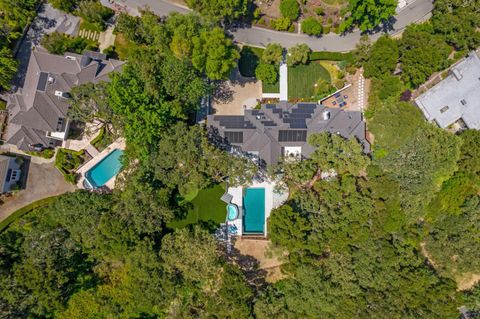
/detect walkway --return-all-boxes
[103,0,434,52]
[279,62,288,101]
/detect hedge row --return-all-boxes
[0,196,57,233]
[309,51,354,63]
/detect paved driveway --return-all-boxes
[0,162,77,221]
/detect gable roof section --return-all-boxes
[208,102,370,165]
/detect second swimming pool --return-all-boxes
[242,188,265,234]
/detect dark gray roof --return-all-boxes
[5,47,125,151]
[0,155,10,192]
[208,102,370,165]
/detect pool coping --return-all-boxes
[227,180,282,237]
[76,138,126,190]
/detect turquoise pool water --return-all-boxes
[243,188,265,233]
[227,204,239,221]
[85,149,124,188]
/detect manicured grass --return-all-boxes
[0,196,57,233]
[288,62,331,100]
[263,80,280,93]
[167,184,226,229]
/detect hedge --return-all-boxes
[309,51,354,63]
[0,196,57,233]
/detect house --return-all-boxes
[415,51,480,130]
[5,48,124,151]
[207,102,370,166]
[0,155,22,193]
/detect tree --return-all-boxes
[425,196,480,276]
[279,0,300,21]
[255,63,278,84]
[68,82,113,125]
[458,130,480,176]
[192,27,240,80]
[340,0,397,32]
[76,0,114,31]
[262,43,283,65]
[270,17,292,31]
[364,35,399,79]
[432,0,480,51]
[286,43,310,66]
[160,227,220,283]
[301,17,322,36]
[0,47,17,91]
[399,24,451,88]
[49,0,77,12]
[185,0,251,22]
[40,32,97,55]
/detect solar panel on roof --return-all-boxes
[36,72,48,92]
[225,131,243,144]
[278,130,307,142]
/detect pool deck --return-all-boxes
[227,180,287,237]
[76,138,126,189]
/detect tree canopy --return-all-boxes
[340,0,397,32]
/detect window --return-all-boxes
[440,105,449,113]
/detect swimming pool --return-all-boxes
[242,188,265,233]
[85,149,124,188]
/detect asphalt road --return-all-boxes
[112,0,434,51]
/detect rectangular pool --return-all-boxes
[243,188,265,234]
[85,149,124,188]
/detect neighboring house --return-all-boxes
[5,48,124,151]
[0,155,22,193]
[415,51,480,130]
[207,102,370,166]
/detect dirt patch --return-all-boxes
[456,273,480,291]
[420,242,439,269]
[233,238,286,283]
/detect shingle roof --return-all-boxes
[6,48,125,151]
[0,155,10,192]
[208,102,370,165]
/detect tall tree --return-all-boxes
[185,0,251,22]
[0,47,17,91]
[192,27,240,80]
[340,0,397,32]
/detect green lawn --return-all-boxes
[288,62,331,100]
[167,184,226,229]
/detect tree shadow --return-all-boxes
[212,81,234,104]
[226,239,269,291]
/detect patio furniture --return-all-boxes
[332,101,337,105]
[334,92,341,98]
[344,95,348,99]
[339,102,347,107]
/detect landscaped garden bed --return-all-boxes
[55,148,89,183]
[90,126,114,152]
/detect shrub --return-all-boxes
[308,51,354,63]
[271,17,292,31]
[255,63,278,84]
[26,148,55,159]
[301,17,322,36]
[364,36,399,79]
[323,24,331,34]
[0,100,6,110]
[314,78,335,99]
[280,0,300,21]
[49,0,77,13]
[334,79,345,89]
[55,148,85,183]
[287,44,310,66]
[41,32,97,55]
[76,0,114,31]
[315,7,324,16]
[262,43,284,65]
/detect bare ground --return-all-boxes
[233,238,286,284]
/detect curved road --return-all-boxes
[106,0,434,51]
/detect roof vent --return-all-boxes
[47,76,55,84]
[452,68,462,81]
[461,99,467,106]
[65,55,76,61]
[54,90,69,98]
[322,110,330,121]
